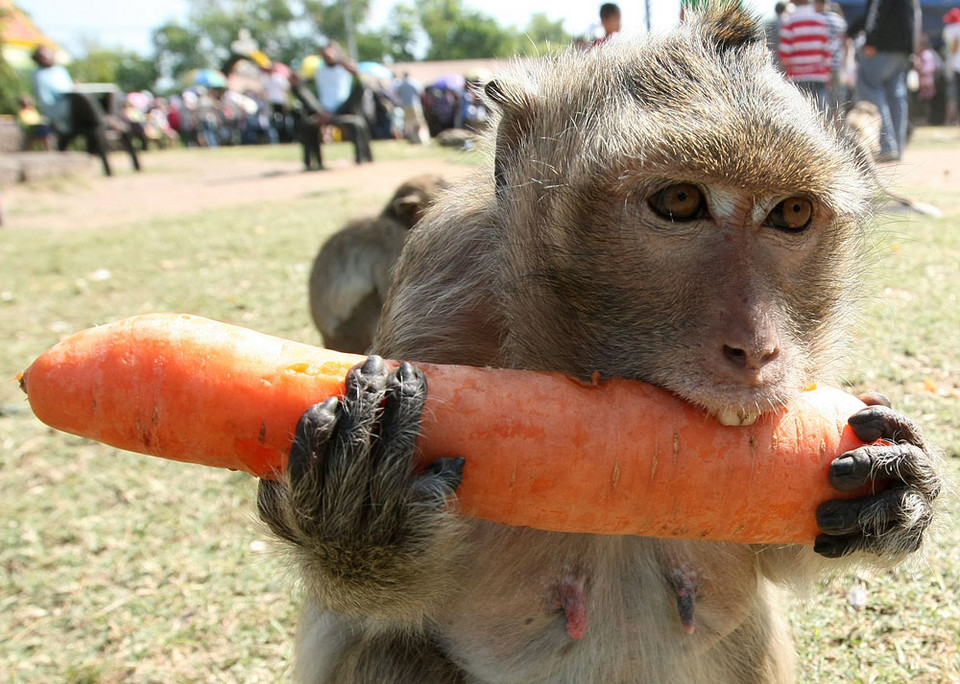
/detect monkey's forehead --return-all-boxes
[488,36,873,212]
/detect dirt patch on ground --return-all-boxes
[3,147,477,231]
[2,141,956,232]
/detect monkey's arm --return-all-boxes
[257,356,467,622]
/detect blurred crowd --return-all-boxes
[769,0,960,162]
[19,40,495,168]
[19,1,960,170]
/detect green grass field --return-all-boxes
[1,137,957,683]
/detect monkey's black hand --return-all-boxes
[257,356,464,608]
[814,400,942,559]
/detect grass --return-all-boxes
[1,135,959,683]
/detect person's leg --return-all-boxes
[85,128,112,176]
[883,53,912,159]
[857,52,895,157]
[356,120,373,163]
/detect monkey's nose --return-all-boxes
[722,343,780,371]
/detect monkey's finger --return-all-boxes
[856,391,891,408]
[288,397,340,490]
[816,489,933,536]
[848,405,925,447]
[326,356,389,482]
[369,362,428,509]
[412,457,466,504]
[814,518,927,559]
[828,443,940,499]
[288,397,341,523]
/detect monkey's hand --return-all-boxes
[257,356,465,618]
[814,395,943,559]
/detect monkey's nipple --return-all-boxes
[667,565,700,635]
[559,576,587,640]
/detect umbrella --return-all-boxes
[249,50,272,69]
[186,68,228,89]
[429,74,466,91]
[297,55,321,79]
[357,61,394,81]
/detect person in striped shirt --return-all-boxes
[778,0,832,113]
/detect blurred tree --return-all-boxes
[521,13,571,53]
[419,0,519,59]
[0,41,22,115]
[148,0,536,85]
[69,46,159,92]
[152,21,210,77]
[381,3,422,63]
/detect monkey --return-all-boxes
[258,5,943,683]
[307,174,448,354]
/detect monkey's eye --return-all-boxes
[767,197,813,233]
[649,184,707,222]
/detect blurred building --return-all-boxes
[0,1,60,69]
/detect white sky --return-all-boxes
[17,0,775,57]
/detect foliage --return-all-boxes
[152,21,212,77]
[0,39,24,115]
[151,0,374,78]
[520,13,572,55]
[418,0,521,60]
[67,47,158,93]
[78,0,574,88]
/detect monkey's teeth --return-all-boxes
[716,409,760,427]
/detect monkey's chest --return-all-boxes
[438,525,760,683]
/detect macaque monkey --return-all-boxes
[260,6,942,682]
[307,174,448,353]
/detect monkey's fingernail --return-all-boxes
[857,392,891,408]
[361,355,384,375]
[816,503,848,532]
[830,456,856,477]
[398,361,422,384]
[813,534,855,559]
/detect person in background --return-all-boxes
[263,64,290,144]
[288,71,325,171]
[847,0,920,162]
[816,1,850,117]
[146,98,179,149]
[29,46,73,141]
[778,0,832,113]
[397,72,428,145]
[594,3,621,46]
[764,2,790,70]
[913,34,940,125]
[944,7,960,126]
[314,41,373,163]
[17,94,54,150]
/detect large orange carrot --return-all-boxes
[19,313,874,545]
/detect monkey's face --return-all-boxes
[489,11,875,423]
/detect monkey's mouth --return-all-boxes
[713,408,761,427]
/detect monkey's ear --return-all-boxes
[484,79,534,198]
[695,2,764,52]
[391,192,425,226]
